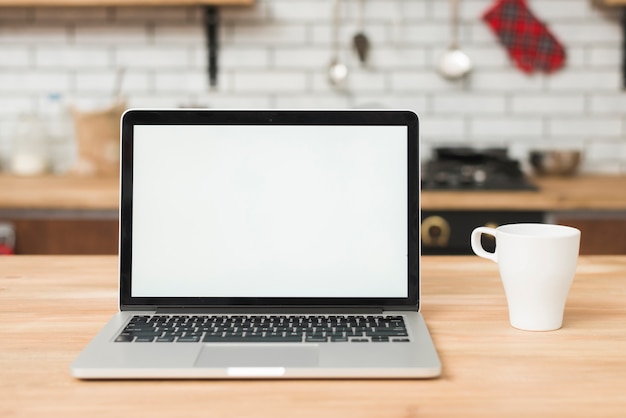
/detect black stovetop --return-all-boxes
[421,147,537,191]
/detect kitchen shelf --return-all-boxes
[0,0,252,6]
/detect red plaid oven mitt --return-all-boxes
[482,0,566,74]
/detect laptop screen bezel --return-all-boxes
[119,109,420,310]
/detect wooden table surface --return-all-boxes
[1,255,626,417]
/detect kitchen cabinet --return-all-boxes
[0,175,119,255]
[0,0,252,5]
[550,211,626,255]
[3,213,118,255]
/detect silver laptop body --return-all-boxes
[71,109,441,379]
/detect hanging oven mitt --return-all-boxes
[482,0,566,74]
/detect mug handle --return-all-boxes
[470,227,498,263]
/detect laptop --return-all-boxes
[70,109,441,379]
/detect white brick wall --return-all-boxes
[0,0,625,173]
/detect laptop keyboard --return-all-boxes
[114,314,410,343]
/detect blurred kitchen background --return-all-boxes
[0,0,625,173]
[1,0,626,256]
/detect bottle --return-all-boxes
[43,93,76,175]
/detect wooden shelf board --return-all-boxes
[0,0,253,6]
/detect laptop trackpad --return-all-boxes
[195,344,319,369]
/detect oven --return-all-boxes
[420,210,545,255]
[420,147,543,255]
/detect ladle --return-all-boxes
[438,0,472,80]
[352,0,370,66]
[328,0,348,87]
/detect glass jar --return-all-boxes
[10,113,49,176]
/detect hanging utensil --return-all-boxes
[438,0,472,80]
[328,0,349,87]
[352,0,370,66]
[203,6,219,88]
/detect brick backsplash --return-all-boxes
[0,0,625,173]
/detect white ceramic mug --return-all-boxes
[470,223,581,331]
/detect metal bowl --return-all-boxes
[529,150,582,176]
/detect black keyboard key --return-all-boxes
[305,336,327,342]
[371,336,390,342]
[252,335,301,342]
[366,328,408,337]
[202,334,302,343]
[330,336,349,342]
[134,337,155,342]
[114,334,134,342]
[131,331,162,338]
[155,336,176,342]
[178,336,201,342]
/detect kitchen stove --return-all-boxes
[421,147,537,191]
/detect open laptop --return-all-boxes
[71,109,441,379]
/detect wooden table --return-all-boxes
[1,255,626,417]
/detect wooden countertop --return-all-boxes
[1,255,625,416]
[0,175,119,211]
[422,175,626,211]
[1,174,626,212]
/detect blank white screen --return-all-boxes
[131,125,408,298]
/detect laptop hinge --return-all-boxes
[153,306,385,314]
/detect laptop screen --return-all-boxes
[119,110,419,308]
